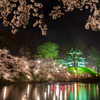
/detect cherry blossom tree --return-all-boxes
[0,48,71,82]
[32,58,71,81]
[0,48,32,81]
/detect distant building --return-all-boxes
[55,57,88,67]
[66,57,88,67]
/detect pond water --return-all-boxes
[0,82,100,100]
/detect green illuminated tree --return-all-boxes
[37,41,59,59]
[67,48,83,67]
[87,47,100,76]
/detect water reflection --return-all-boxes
[0,82,100,100]
[3,86,7,100]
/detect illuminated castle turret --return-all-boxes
[65,57,88,67]
[55,48,88,67]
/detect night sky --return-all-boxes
[0,1,100,47]
[27,0,100,48]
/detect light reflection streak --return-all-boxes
[68,85,70,94]
[72,85,73,94]
[97,85,99,98]
[44,92,47,100]
[37,95,40,100]
[22,95,26,100]
[65,86,67,100]
[89,83,90,93]
[27,84,30,97]
[22,85,30,100]
[53,94,56,100]
[74,83,77,100]
[34,87,38,100]
[56,83,59,100]
[3,86,7,100]
[60,90,62,100]
[48,85,50,97]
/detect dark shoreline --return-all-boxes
[0,78,100,85]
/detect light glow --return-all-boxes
[59,65,62,67]
[74,70,76,73]
[37,60,41,63]
[4,74,9,79]
[36,70,38,73]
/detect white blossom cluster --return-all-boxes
[49,0,100,31]
[49,6,64,19]
[0,48,71,82]
[0,48,32,81]
[0,0,47,35]
[31,58,56,76]
[85,9,100,31]
[0,0,100,35]
[32,58,70,75]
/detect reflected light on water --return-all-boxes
[60,90,62,100]
[74,83,77,100]
[89,83,90,93]
[97,85,99,98]
[0,82,100,100]
[27,84,30,97]
[72,85,73,93]
[44,92,47,100]
[64,86,67,100]
[68,85,70,94]
[53,93,56,100]
[22,95,26,100]
[48,85,50,97]
[37,95,40,100]
[3,86,7,100]
[22,84,30,100]
[56,83,59,100]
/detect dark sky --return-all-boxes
[29,0,100,49]
[0,0,100,48]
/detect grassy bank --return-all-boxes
[67,67,98,77]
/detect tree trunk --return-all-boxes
[74,62,77,77]
[98,69,99,78]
